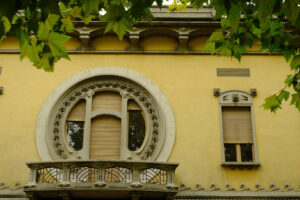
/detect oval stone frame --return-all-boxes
[36,67,176,161]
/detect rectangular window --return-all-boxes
[222,106,254,163]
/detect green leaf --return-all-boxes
[112,18,129,40]
[285,74,294,87]
[257,0,276,27]
[61,18,74,33]
[283,0,300,27]
[16,29,30,60]
[227,3,241,30]
[232,45,247,62]
[203,41,216,54]
[278,90,290,101]
[81,0,102,16]
[39,0,60,20]
[83,15,94,25]
[105,21,114,33]
[155,0,163,8]
[47,32,70,59]
[70,6,82,18]
[208,30,224,42]
[290,93,300,111]
[0,16,11,41]
[211,0,226,19]
[244,32,254,47]
[263,94,281,112]
[191,0,208,9]
[1,16,11,33]
[37,14,60,40]
[290,55,300,70]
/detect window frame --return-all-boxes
[51,80,160,161]
[36,67,175,162]
[215,89,260,167]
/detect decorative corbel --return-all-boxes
[0,182,8,190]
[269,183,280,191]
[209,183,220,191]
[283,183,294,191]
[178,33,189,50]
[250,88,257,96]
[77,28,93,50]
[254,183,264,191]
[240,183,250,191]
[194,183,205,191]
[127,31,141,50]
[176,27,192,50]
[225,183,235,191]
[179,182,191,191]
[213,88,221,96]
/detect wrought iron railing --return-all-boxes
[25,160,178,190]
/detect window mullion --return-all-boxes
[120,95,131,160]
[236,144,242,163]
[83,96,93,159]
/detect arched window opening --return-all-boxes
[66,99,86,151]
[127,100,146,151]
[38,67,175,162]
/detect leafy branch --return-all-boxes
[0,0,299,111]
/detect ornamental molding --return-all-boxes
[36,67,176,162]
[50,79,162,160]
[214,88,257,105]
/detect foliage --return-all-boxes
[67,121,84,151]
[0,0,299,111]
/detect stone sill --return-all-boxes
[221,162,261,169]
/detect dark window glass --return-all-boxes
[67,121,84,151]
[128,110,145,151]
[240,144,253,162]
[224,144,237,162]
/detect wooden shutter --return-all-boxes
[127,100,141,110]
[67,100,86,121]
[90,116,121,159]
[92,91,122,112]
[222,107,253,143]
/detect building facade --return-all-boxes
[0,7,300,200]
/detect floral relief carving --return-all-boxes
[50,79,161,160]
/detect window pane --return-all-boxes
[128,110,145,151]
[67,99,86,121]
[240,144,253,162]
[67,121,84,151]
[224,144,237,162]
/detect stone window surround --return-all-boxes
[36,67,175,162]
[214,89,260,167]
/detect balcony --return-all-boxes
[24,160,178,200]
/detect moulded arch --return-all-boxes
[36,67,176,162]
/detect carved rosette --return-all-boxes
[49,79,163,161]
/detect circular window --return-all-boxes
[36,67,175,161]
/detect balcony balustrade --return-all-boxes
[24,160,178,200]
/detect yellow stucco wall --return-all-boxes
[0,36,299,190]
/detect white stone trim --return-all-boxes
[36,67,175,162]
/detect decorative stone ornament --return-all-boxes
[218,89,255,105]
[36,67,175,162]
[50,79,162,160]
